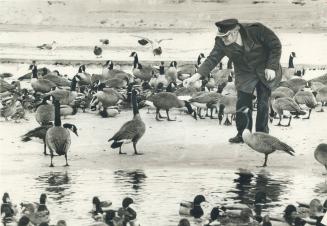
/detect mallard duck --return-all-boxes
[37,41,57,50]
[21,124,53,155]
[239,106,295,167]
[179,195,206,218]
[1,192,18,225]
[108,89,145,155]
[20,194,50,225]
[117,197,138,226]
[45,98,78,167]
[91,196,112,217]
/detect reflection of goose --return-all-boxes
[133,35,172,56]
[239,107,295,167]
[114,170,147,191]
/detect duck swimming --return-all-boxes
[179,195,206,219]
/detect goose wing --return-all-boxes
[21,125,51,142]
[275,97,302,112]
[252,132,295,155]
[132,35,154,46]
[109,120,145,142]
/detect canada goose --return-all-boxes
[279,78,307,93]
[21,124,53,155]
[45,75,79,105]
[0,73,13,78]
[104,77,129,89]
[217,94,237,125]
[221,74,236,95]
[108,89,145,155]
[206,74,216,91]
[148,92,194,121]
[18,67,50,81]
[35,96,55,126]
[94,46,102,58]
[76,65,92,86]
[189,92,222,119]
[133,35,172,56]
[314,143,327,172]
[293,89,317,119]
[310,74,327,86]
[45,98,78,167]
[239,106,295,167]
[271,97,306,126]
[37,41,57,50]
[130,52,154,82]
[0,95,17,121]
[271,86,295,99]
[177,53,206,81]
[30,70,57,94]
[179,195,206,218]
[103,60,133,82]
[90,84,125,114]
[60,105,78,118]
[150,61,168,91]
[43,72,71,87]
[309,81,325,95]
[316,86,327,111]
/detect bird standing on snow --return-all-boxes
[238,106,295,167]
[108,88,145,155]
[133,35,172,56]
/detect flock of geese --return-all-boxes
[0,50,327,225]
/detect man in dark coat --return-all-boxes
[184,19,282,143]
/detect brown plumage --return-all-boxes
[279,78,307,93]
[148,92,194,121]
[108,89,145,155]
[293,90,317,119]
[43,72,71,87]
[45,98,78,167]
[314,143,327,171]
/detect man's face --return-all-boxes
[218,28,239,46]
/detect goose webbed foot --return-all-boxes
[134,152,143,155]
[166,110,176,121]
[294,115,300,119]
[49,164,54,167]
[158,113,166,118]
[317,108,324,112]
[133,143,143,155]
[155,114,163,121]
[64,163,69,167]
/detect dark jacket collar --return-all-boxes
[238,23,255,52]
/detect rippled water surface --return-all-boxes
[1,168,326,226]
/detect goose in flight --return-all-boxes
[132,35,172,56]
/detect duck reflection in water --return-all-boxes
[35,171,72,203]
[114,170,147,192]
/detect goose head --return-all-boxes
[92,196,102,213]
[210,207,220,221]
[130,51,137,58]
[63,123,78,136]
[2,192,10,203]
[170,61,177,68]
[122,197,133,208]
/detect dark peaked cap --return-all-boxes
[215,19,239,37]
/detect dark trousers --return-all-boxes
[236,81,271,135]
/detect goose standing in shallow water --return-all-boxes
[314,143,327,173]
[108,89,145,155]
[45,98,78,167]
[239,107,295,167]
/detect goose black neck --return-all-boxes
[133,55,139,68]
[108,63,114,70]
[288,55,294,68]
[54,99,61,126]
[132,90,139,116]
[71,77,77,91]
[159,65,165,75]
[197,56,202,65]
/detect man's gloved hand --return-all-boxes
[183,73,202,87]
[264,69,276,81]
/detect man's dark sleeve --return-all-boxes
[197,38,225,79]
[257,23,282,71]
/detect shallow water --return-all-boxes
[1,168,326,226]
